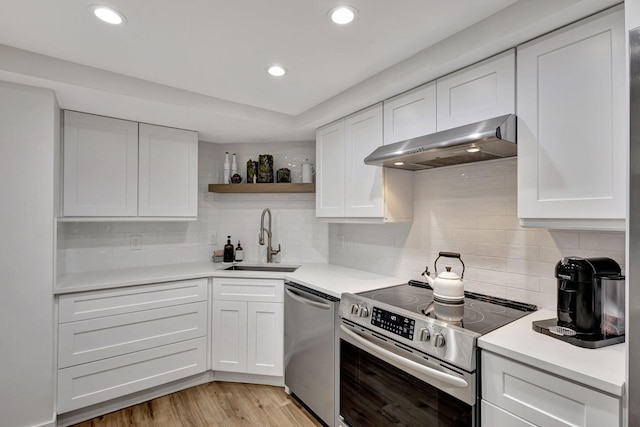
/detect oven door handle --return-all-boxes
[285,288,331,310]
[340,325,468,389]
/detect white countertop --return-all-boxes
[55,261,406,298]
[478,309,625,396]
[286,263,406,298]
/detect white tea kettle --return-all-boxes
[422,252,466,302]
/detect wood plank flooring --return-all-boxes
[72,382,324,427]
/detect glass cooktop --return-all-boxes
[357,280,537,335]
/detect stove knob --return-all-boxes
[419,328,431,342]
[433,332,446,347]
[350,304,359,315]
[357,305,369,318]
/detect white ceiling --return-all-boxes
[0,0,620,143]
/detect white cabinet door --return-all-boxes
[247,302,283,376]
[345,105,384,217]
[63,111,138,216]
[211,300,248,373]
[316,121,346,217]
[517,8,625,229]
[436,50,515,131]
[138,124,198,217]
[383,82,437,144]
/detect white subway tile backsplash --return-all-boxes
[330,158,625,309]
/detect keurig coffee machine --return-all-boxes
[532,257,625,348]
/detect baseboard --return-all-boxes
[212,371,284,387]
[33,414,57,427]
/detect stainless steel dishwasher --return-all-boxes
[284,281,340,427]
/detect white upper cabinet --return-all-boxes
[316,120,346,217]
[63,111,198,219]
[316,103,413,222]
[63,111,138,216]
[138,123,198,217]
[344,106,384,217]
[517,7,626,230]
[436,50,515,131]
[383,82,437,144]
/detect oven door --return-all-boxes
[339,324,477,427]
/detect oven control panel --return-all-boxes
[371,307,415,340]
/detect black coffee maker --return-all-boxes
[532,256,625,348]
[556,257,621,335]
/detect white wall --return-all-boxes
[0,81,57,426]
[329,158,625,309]
[59,140,327,272]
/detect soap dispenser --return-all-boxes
[223,236,234,263]
[235,241,244,262]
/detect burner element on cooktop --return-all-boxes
[370,290,420,307]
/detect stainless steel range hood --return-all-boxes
[364,114,516,171]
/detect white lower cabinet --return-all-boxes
[212,300,248,372]
[58,337,207,412]
[56,278,209,413]
[482,351,621,427]
[211,278,284,377]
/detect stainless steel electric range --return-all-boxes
[338,280,537,427]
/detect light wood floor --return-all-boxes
[72,382,324,427]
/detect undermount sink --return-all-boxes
[223,265,299,273]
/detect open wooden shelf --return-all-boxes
[208,183,315,194]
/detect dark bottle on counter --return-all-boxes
[235,241,244,262]
[223,236,234,263]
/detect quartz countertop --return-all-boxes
[478,308,625,396]
[55,261,406,298]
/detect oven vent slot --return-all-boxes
[372,332,389,342]
[342,319,356,327]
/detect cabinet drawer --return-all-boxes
[481,400,535,427]
[59,301,207,368]
[212,278,284,302]
[59,278,208,322]
[482,352,621,427]
[57,337,207,413]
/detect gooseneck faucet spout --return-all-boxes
[259,208,281,263]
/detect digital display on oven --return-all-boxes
[371,307,415,340]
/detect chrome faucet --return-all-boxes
[259,208,281,263]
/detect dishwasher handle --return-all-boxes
[285,288,332,310]
[340,325,468,388]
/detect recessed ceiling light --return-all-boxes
[330,6,357,25]
[267,65,286,77]
[90,5,126,25]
